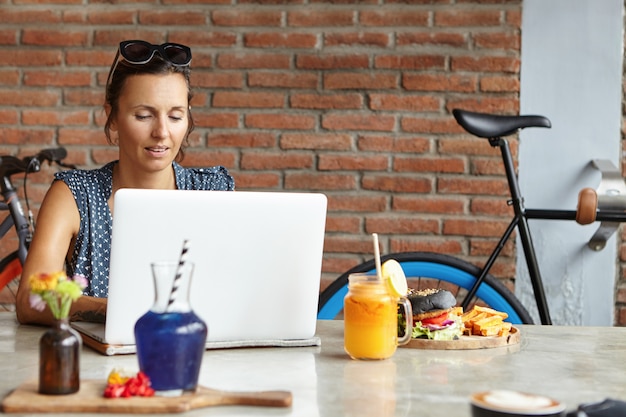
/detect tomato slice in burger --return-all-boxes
[420,311,449,326]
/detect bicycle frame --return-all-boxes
[462,137,626,325]
[0,177,31,265]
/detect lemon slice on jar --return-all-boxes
[381,259,408,298]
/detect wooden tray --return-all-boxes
[1,380,292,414]
[401,326,520,350]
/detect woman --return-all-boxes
[16,40,235,325]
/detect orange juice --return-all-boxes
[344,275,398,360]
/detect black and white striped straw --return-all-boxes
[167,239,191,310]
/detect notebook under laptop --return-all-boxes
[72,189,327,355]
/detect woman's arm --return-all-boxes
[15,180,106,325]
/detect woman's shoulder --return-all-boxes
[53,162,114,195]
[174,163,235,191]
[54,162,114,182]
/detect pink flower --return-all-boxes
[72,274,88,290]
[29,293,47,312]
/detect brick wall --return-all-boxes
[2,0,624,324]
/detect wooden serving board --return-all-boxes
[401,326,520,350]
[1,380,292,414]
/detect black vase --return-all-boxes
[39,318,82,395]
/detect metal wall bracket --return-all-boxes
[588,159,626,251]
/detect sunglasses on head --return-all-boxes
[106,40,192,88]
[119,40,192,66]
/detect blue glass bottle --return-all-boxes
[134,261,207,396]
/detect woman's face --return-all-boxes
[108,73,189,172]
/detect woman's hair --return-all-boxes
[103,55,194,162]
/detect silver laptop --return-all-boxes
[73,189,327,355]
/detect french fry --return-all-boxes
[462,306,510,337]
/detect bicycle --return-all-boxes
[0,148,75,311]
[318,109,626,325]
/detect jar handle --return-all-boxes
[397,297,413,346]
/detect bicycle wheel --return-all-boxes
[0,251,22,312]
[318,251,533,324]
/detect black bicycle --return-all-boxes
[318,109,625,325]
[0,148,75,311]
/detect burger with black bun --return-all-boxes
[406,288,463,340]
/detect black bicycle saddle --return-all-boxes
[452,108,551,138]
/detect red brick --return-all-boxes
[480,76,520,92]
[360,10,429,26]
[249,72,318,89]
[139,10,206,25]
[193,72,243,89]
[245,113,316,130]
[0,70,19,86]
[0,110,18,124]
[171,31,237,48]
[0,89,59,106]
[233,172,281,190]
[472,157,508,175]
[244,33,317,49]
[23,71,91,87]
[296,54,369,70]
[287,10,354,27]
[2,10,61,23]
[285,173,356,190]
[59,129,108,146]
[212,10,282,27]
[22,110,89,126]
[452,56,520,73]
[280,133,353,151]
[207,132,276,148]
[324,32,390,48]
[375,55,446,70]
[362,175,432,193]
[324,73,398,90]
[435,10,502,27]
[474,32,520,50]
[471,239,514,257]
[0,30,17,45]
[392,196,465,214]
[212,92,285,108]
[182,150,236,169]
[438,177,509,196]
[403,73,477,92]
[323,236,376,254]
[401,116,460,134]
[358,135,431,153]
[322,114,395,132]
[193,112,240,129]
[318,154,387,171]
[443,219,510,238]
[369,94,440,112]
[470,198,513,216]
[325,215,361,233]
[241,152,313,170]
[394,156,466,173]
[22,29,88,46]
[366,217,440,234]
[397,32,467,47]
[217,53,291,69]
[291,93,363,110]
[326,195,387,212]
[390,238,463,255]
[0,128,55,144]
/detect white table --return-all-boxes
[1,313,625,416]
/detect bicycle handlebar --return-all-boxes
[0,147,73,179]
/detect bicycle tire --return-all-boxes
[318,251,534,324]
[0,251,22,311]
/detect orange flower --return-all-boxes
[29,271,63,293]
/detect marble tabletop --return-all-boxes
[1,312,625,416]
